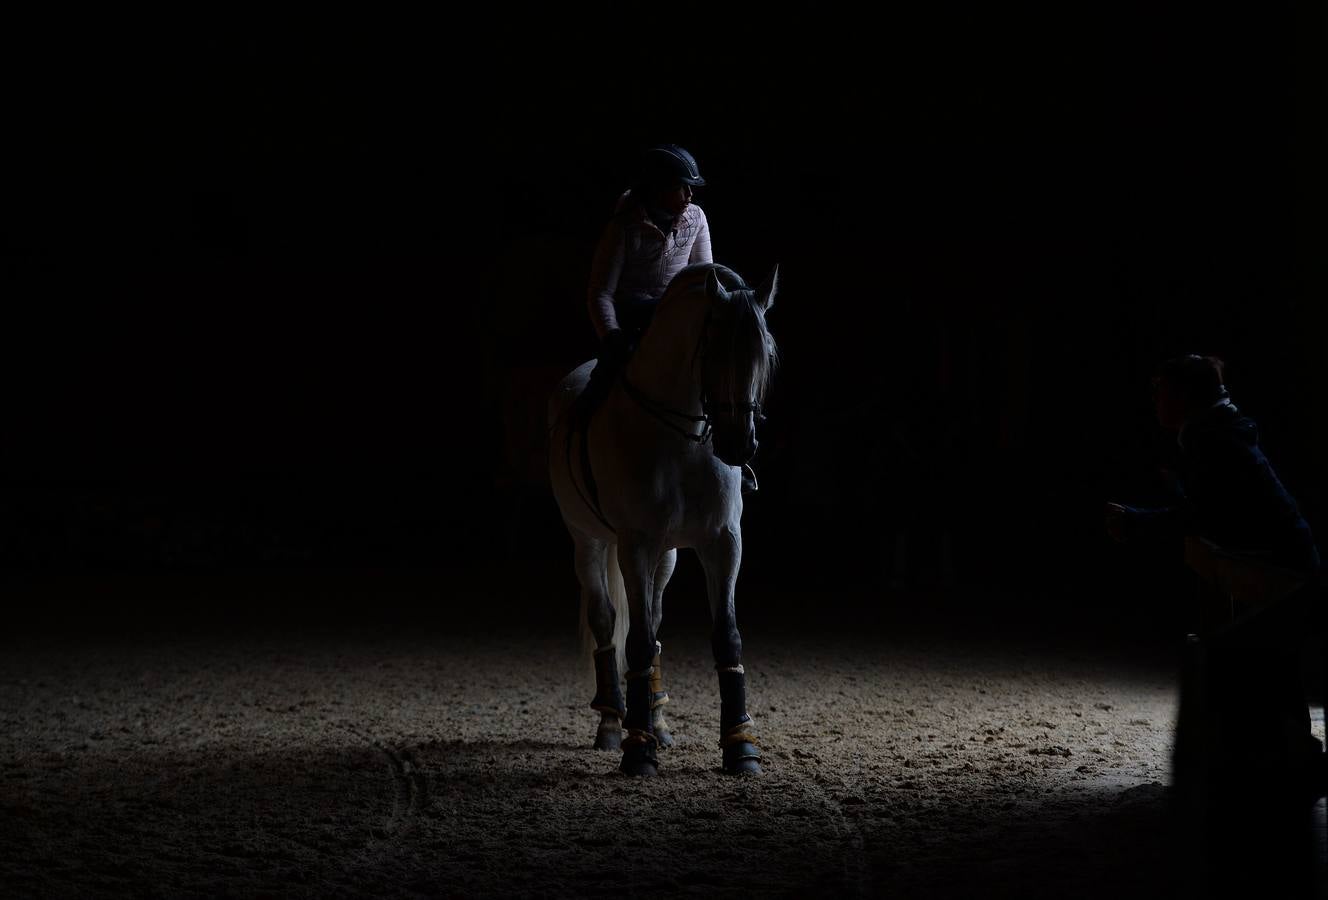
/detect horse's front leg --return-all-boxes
[649,548,678,748]
[698,527,761,775]
[573,534,623,751]
[617,537,665,776]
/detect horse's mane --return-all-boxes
[660,263,778,407]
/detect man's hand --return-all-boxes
[1105,502,1135,543]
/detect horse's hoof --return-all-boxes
[594,728,622,752]
[621,756,659,777]
[725,757,762,775]
[723,742,762,776]
[620,741,659,777]
[654,726,675,749]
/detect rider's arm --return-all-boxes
[688,206,713,265]
[1105,502,1188,543]
[588,219,626,339]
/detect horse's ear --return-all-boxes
[706,267,732,303]
[756,265,779,312]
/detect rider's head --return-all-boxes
[1151,354,1228,430]
[633,144,705,217]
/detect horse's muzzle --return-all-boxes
[713,432,757,468]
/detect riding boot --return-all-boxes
[573,358,615,427]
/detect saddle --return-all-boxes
[565,345,635,534]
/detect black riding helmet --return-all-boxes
[639,144,706,187]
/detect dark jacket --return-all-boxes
[1133,402,1319,572]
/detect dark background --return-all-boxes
[3,9,1324,637]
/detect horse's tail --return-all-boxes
[606,545,629,673]
[579,543,629,676]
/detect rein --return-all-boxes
[619,305,763,445]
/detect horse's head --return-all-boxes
[701,266,779,467]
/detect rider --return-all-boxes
[583,144,758,493]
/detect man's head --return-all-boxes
[635,144,705,217]
[1152,354,1228,429]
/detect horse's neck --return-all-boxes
[624,293,705,416]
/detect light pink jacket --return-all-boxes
[587,190,713,338]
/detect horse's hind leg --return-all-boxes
[649,548,678,748]
[574,534,623,751]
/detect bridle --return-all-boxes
[619,303,764,445]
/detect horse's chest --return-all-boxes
[658,465,735,535]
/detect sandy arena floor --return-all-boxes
[0,609,1205,898]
